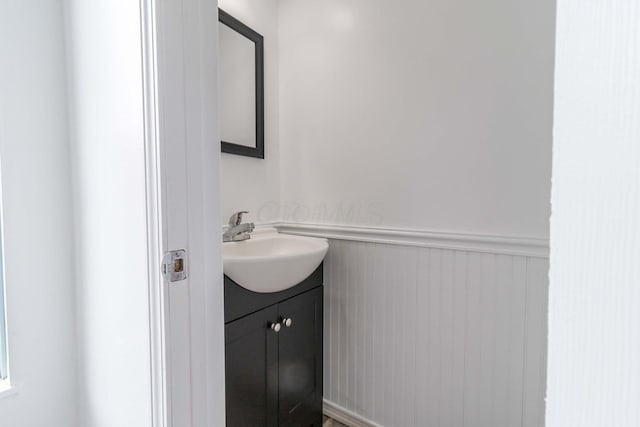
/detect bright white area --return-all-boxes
[221,0,555,240]
[0,379,13,395]
[0,1,76,425]
[547,1,640,426]
[65,0,153,425]
[278,0,554,237]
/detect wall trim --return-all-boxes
[140,0,168,425]
[323,399,382,427]
[274,222,550,258]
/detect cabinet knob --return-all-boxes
[270,322,281,333]
[282,317,293,327]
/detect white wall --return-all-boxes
[0,1,77,426]
[65,1,152,425]
[219,0,281,224]
[274,1,554,425]
[547,2,640,426]
[278,0,555,238]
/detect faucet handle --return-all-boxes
[228,211,249,227]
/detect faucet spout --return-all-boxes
[223,211,254,242]
[228,211,248,227]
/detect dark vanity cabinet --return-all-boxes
[224,265,323,427]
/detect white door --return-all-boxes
[143,1,225,426]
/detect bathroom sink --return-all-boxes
[223,228,328,293]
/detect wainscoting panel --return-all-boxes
[322,239,549,427]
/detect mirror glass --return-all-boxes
[218,9,264,159]
[219,24,255,148]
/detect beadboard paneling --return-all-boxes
[323,239,549,427]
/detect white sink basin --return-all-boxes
[223,228,328,293]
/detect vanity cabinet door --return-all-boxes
[277,287,323,427]
[225,305,279,427]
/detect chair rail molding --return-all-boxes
[275,222,549,258]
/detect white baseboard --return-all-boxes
[323,399,383,427]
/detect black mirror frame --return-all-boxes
[219,9,265,159]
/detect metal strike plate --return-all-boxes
[162,249,187,282]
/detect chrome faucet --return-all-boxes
[223,211,255,242]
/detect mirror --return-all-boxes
[219,9,264,159]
